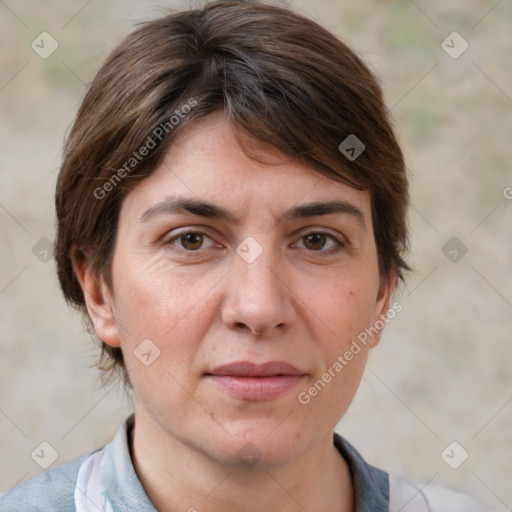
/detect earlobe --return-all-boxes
[369,270,398,349]
[70,247,121,348]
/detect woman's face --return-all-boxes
[92,110,394,469]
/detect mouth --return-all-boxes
[205,361,306,400]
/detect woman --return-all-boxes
[0,1,488,510]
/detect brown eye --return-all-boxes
[179,233,204,250]
[296,231,345,254]
[165,231,214,251]
[303,233,327,251]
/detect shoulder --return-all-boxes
[389,473,487,512]
[333,432,488,512]
[0,452,91,512]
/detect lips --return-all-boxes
[205,361,306,400]
[206,361,305,377]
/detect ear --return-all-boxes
[368,269,398,349]
[71,247,121,348]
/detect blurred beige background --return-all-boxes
[1,0,511,508]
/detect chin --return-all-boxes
[206,422,307,470]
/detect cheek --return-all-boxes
[296,283,374,423]
[111,253,221,378]
[113,253,199,335]
[310,276,379,348]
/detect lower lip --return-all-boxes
[206,375,305,400]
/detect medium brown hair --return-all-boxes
[55,0,409,386]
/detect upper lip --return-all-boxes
[206,361,305,377]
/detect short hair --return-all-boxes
[54,0,410,387]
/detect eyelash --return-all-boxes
[164,229,346,256]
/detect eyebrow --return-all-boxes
[138,196,366,229]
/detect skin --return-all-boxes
[73,110,396,512]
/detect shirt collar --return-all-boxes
[333,432,389,511]
[101,414,156,511]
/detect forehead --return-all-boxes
[120,111,372,224]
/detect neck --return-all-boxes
[129,409,354,512]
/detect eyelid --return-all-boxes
[300,227,346,242]
[162,228,217,248]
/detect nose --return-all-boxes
[221,243,296,338]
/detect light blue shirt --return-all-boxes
[0,414,483,511]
